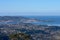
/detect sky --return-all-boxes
[0,0,60,16]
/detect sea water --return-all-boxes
[24,16,60,26]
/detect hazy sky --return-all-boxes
[0,0,60,16]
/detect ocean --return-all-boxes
[0,16,60,26]
[24,16,60,26]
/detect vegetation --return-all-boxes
[9,33,32,40]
